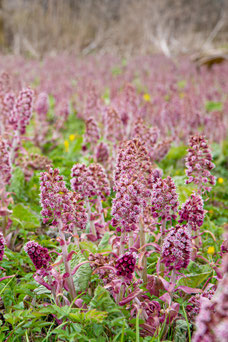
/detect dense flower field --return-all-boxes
[0,54,228,341]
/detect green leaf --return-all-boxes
[174,319,189,342]
[79,241,97,255]
[9,167,25,199]
[89,286,123,320]
[177,80,186,89]
[12,204,40,229]
[173,176,196,204]
[69,309,107,324]
[36,244,92,295]
[177,271,212,288]
[97,232,111,252]
[205,101,223,112]
[67,244,92,292]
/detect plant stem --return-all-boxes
[97,195,105,226]
[58,222,76,301]
[9,129,20,164]
[160,220,166,245]
[128,231,134,248]
[2,215,7,237]
[140,218,147,283]
[119,231,126,255]
[86,197,96,237]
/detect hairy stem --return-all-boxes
[86,197,96,237]
[128,231,134,248]
[58,222,76,301]
[119,231,126,255]
[97,195,105,226]
[140,218,147,283]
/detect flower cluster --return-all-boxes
[3,92,15,121]
[83,117,100,146]
[114,138,155,192]
[186,288,216,321]
[115,251,136,279]
[103,107,124,142]
[17,153,52,181]
[178,193,205,232]
[9,88,34,134]
[40,168,87,231]
[133,118,158,151]
[161,224,192,271]
[185,135,216,193]
[221,225,228,255]
[151,176,179,224]
[88,163,110,199]
[0,137,12,186]
[35,92,49,118]
[71,163,97,199]
[95,142,109,164]
[151,138,173,163]
[193,271,228,342]
[0,232,6,261]
[24,241,51,270]
[111,176,143,232]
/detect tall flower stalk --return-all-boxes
[40,167,87,301]
[185,134,216,195]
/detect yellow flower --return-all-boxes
[64,140,69,152]
[179,92,185,98]
[69,134,75,142]
[218,177,224,184]
[143,93,151,102]
[207,246,215,255]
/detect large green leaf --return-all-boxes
[68,244,92,292]
[205,101,223,112]
[12,204,40,229]
[69,309,107,324]
[173,176,196,204]
[177,271,212,288]
[89,286,123,320]
[174,320,188,342]
[98,232,112,252]
[9,167,25,200]
[35,244,91,295]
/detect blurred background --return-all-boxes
[0,0,227,57]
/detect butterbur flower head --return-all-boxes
[3,92,15,124]
[71,163,97,199]
[88,163,110,199]
[161,224,191,271]
[0,233,6,261]
[111,176,143,233]
[114,138,155,193]
[133,118,159,149]
[35,92,49,118]
[179,192,205,232]
[115,251,137,279]
[13,88,34,134]
[83,117,100,145]
[186,287,216,321]
[185,134,216,194]
[40,168,87,232]
[104,107,124,142]
[151,138,172,163]
[151,176,179,224]
[0,137,12,186]
[95,142,109,164]
[65,192,88,231]
[193,264,228,342]
[24,241,51,270]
